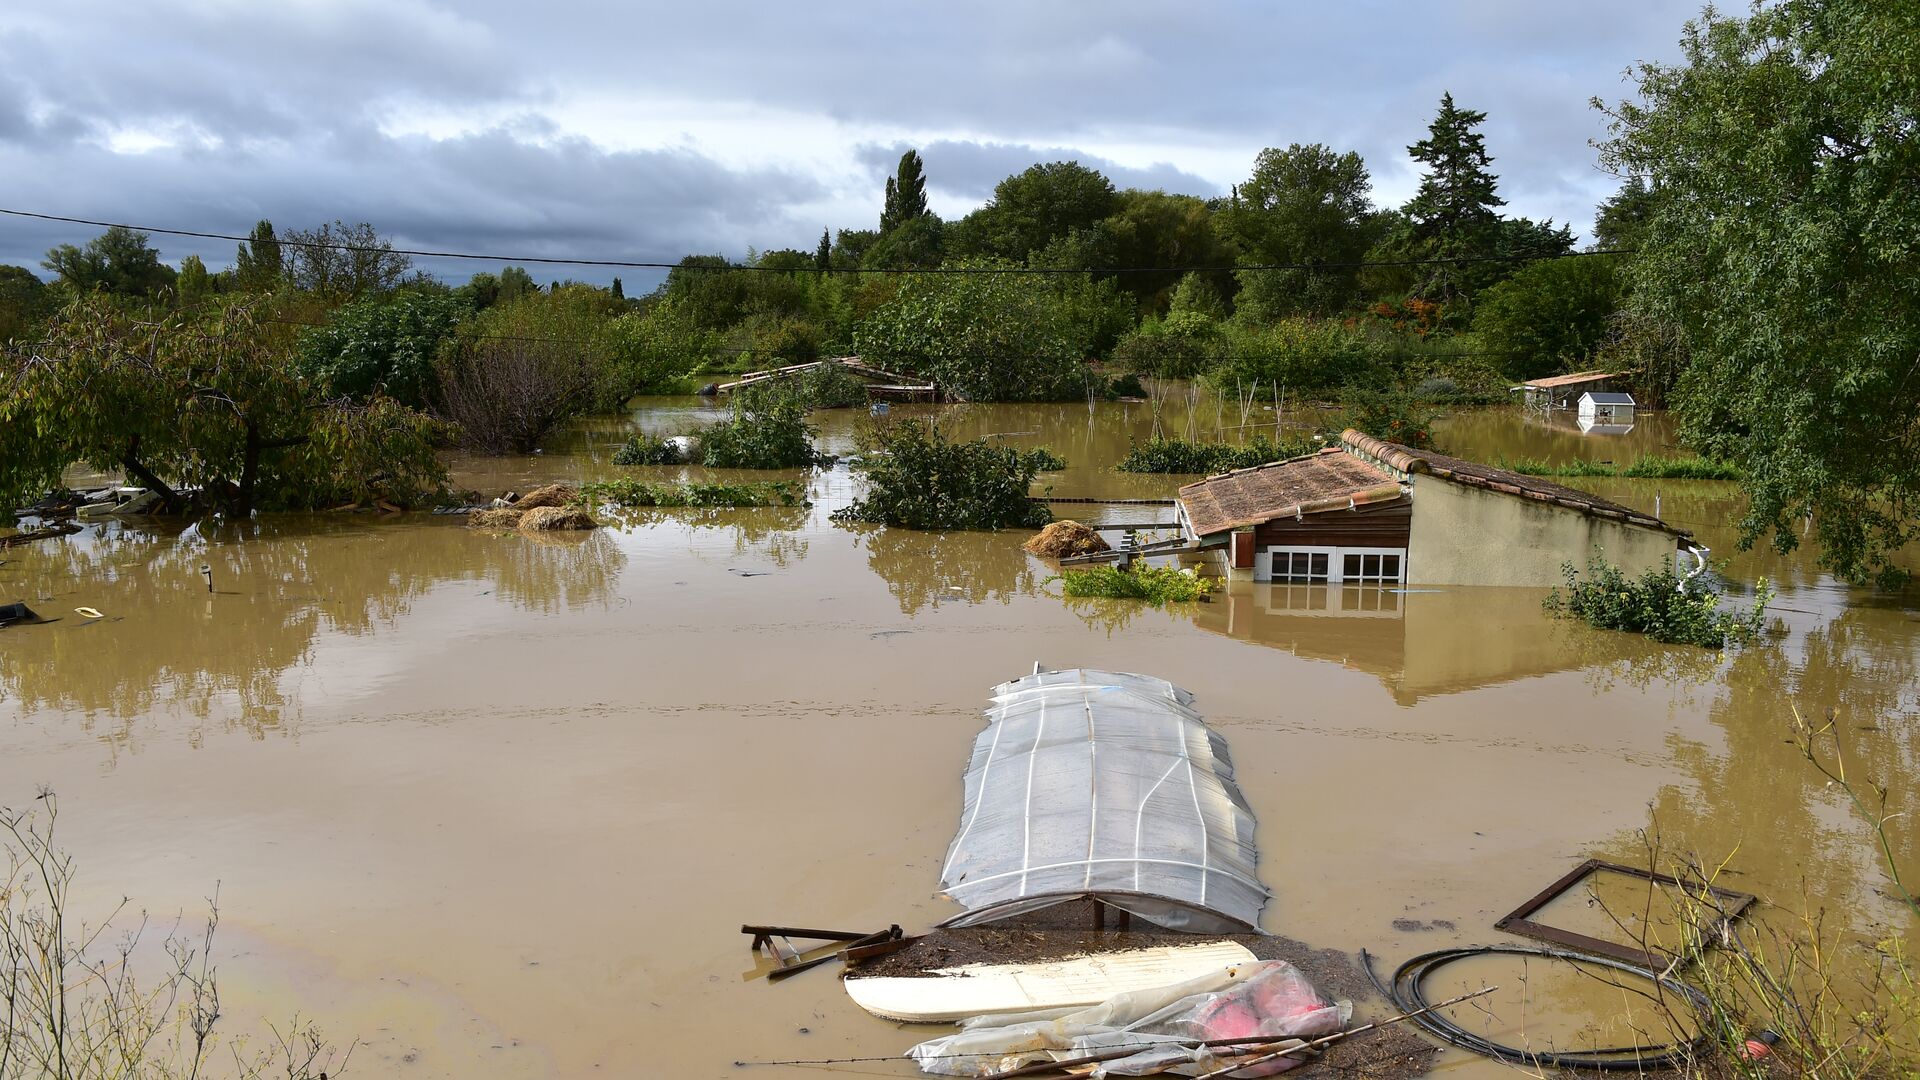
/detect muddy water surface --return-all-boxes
[2,402,1915,1078]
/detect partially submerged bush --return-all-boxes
[1501,455,1743,481]
[1340,385,1443,450]
[1116,435,1316,475]
[701,397,823,469]
[611,434,688,465]
[1058,564,1218,604]
[833,419,1053,530]
[580,479,806,508]
[1544,557,1771,648]
[736,363,869,410]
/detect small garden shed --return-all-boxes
[1577,391,1636,426]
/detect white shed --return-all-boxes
[1577,391,1636,426]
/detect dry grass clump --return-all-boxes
[512,483,579,509]
[517,505,596,532]
[468,507,526,529]
[1024,520,1110,558]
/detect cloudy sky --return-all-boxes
[0,1,1698,286]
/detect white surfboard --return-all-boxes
[844,941,1259,1023]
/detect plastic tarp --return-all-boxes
[937,668,1270,935]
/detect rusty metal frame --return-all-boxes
[1494,858,1756,967]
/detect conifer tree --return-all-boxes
[815,228,832,270]
[233,220,283,291]
[611,276,625,300]
[1403,93,1503,307]
[881,150,930,234]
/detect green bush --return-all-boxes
[833,419,1054,530]
[1544,557,1771,648]
[295,286,469,408]
[1340,385,1444,449]
[1058,564,1218,604]
[579,479,805,508]
[701,397,822,469]
[1116,435,1316,474]
[611,434,685,465]
[1500,454,1743,480]
[736,363,868,411]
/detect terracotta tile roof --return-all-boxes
[1518,370,1620,390]
[1339,430,1690,538]
[1177,448,1406,537]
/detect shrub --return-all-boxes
[1112,310,1221,380]
[1212,318,1385,396]
[1116,435,1316,474]
[1500,454,1742,480]
[833,419,1054,530]
[611,434,686,465]
[1544,556,1771,648]
[295,286,468,408]
[1340,385,1443,449]
[436,287,620,454]
[735,362,868,411]
[1058,564,1218,603]
[579,479,806,508]
[604,297,724,399]
[700,397,822,469]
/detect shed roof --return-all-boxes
[1580,391,1636,405]
[937,668,1269,935]
[1518,370,1621,390]
[1176,448,1405,538]
[1341,430,1689,538]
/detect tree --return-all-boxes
[880,149,931,234]
[1403,93,1504,310]
[611,276,625,300]
[1592,177,1661,251]
[861,214,944,270]
[962,161,1119,262]
[853,261,1093,402]
[295,286,470,408]
[1,295,449,515]
[1227,144,1376,317]
[1470,254,1623,379]
[1598,0,1920,587]
[282,221,412,299]
[0,265,52,342]
[814,228,832,271]
[233,220,283,290]
[434,285,624,453]
[1099,191,1237,313]
[41,227,177,298]
[176,254,214,304]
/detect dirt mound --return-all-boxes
[517,505,596,532]
[1023,520,1110,558]
[513,484,579,510]
[467,507,526,529]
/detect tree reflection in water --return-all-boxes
[850,523,1038,615]
[0,515,625,737]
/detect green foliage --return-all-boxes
[700,396,822,469]
[1340,385,1443,449]
[435,286,624,454]
[1212,318,1384,395]
[863,215,945,271]
[1544,557,1771,648]
[853,261,1097,401]
[1500,454,1742,480]
[0,294,450,514]
[1099,194,1237,314]
[604,297,724,398]
[1058,564,1219,604]
[611,434,685,465]
[881,149,931,234]
[1592,177,1660,252]
[1401,92,1505,310]
[1026,447,1068,472]
[1112,310,1221,380]
[1227,144,1378,317]
[833,419,1054,530]
[1597,0,1920,588]
[281,220,412,299]
[957,161,1119,262]
[41,227,177,298]
[1116,435,1315,474]
[232,219,284,291]
[295,287,469,407]
[1470,254,1624,379]
[580,479,806,508]
[0,265,53,343]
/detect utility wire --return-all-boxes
[1,207,1633,276]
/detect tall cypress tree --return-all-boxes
[233,220,283,291]
[881,150,930,234]
[1403,93,1504,308]
[815,228,832,270]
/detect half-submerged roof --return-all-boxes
[938,668,1269,935]
[1518,370,1621,390]
[1580,391,1636,405]
[1177,448,1404,538]
[1341,430,1689,538]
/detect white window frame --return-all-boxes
[1255,544,1408,584]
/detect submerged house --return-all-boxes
[1174,430,1692,587]
[1577,391,1637,429]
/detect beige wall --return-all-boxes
[1406,478,1679,587]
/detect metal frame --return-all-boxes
[1494,858,1757,967]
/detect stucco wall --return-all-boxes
[1406,477,1678,587]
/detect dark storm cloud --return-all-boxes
[0,0,1697,281]
[855,141,1222,202]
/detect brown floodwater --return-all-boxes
[2,401,1914,1078]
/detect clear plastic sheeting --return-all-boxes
[907,959,1350,1078]
[937,668,1270,935]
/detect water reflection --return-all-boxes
[850,524,1039,615]
[0,516,624,734]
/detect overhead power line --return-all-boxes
[1,207,1633,276]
